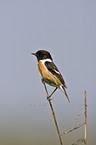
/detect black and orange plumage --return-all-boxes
[32,50,70,103]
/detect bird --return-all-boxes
[31,50,70,103]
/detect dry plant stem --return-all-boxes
[61,123,84,136]
[43,82,63,145]
[38,64,63,145]
[84,91,87,145]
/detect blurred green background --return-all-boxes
[0,0,96,145]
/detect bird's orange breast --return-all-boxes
[38,61,61,86]
[38,61,46,76]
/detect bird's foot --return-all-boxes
[41,78,45,84]
[47,96,52,101]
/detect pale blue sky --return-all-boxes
[0,0,96,145]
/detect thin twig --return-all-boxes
[38,64,63,145]
[84,91,87,145]
[75,111,85,120]
[30,102,48,107]
[30,94,55,107]
[61,123,84,136]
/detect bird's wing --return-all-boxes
[45,61,67,88]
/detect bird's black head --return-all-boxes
[32,50,53,61]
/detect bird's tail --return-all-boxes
[59,85,70,103]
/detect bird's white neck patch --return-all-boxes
[39,59,52,65]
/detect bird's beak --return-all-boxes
[31,53,36,56]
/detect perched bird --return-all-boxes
[32,50,70,103]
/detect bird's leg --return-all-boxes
[41,78,57,100]
[41,78,45,84]
[49,87,58,98]
[47,87,58,100]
